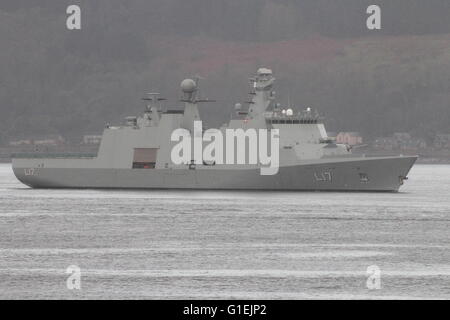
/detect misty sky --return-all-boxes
[1,0,450,142]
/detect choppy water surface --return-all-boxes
[0,163,449,299]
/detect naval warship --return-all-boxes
[12,68,416,191]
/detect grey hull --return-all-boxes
[12,156,417,192]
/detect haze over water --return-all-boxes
[0,163,449,299]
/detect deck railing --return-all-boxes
[11,153,97,159]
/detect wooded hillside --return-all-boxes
[1,0,449,143]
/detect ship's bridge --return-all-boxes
[264,107,323,125]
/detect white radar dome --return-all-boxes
[286,108,293,116]
[181,79,197,93]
